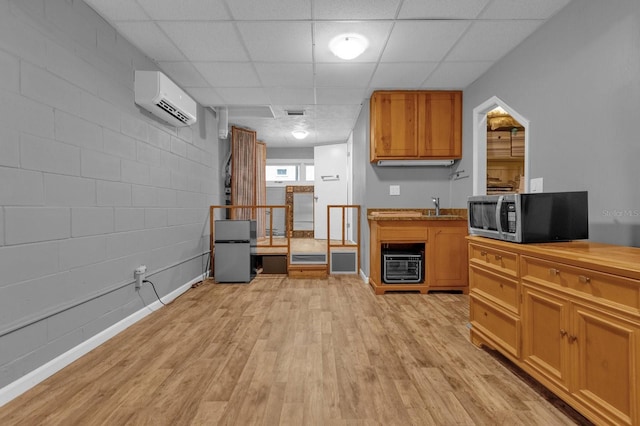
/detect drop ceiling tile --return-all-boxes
[226,0,311,20]
[446,20,544,61]
[266,88,316,105]
[369,62,439,89]
[84,0,149,21]
[237,22,312,62]
[398,0,490,19]
[158,22,248,61]
[315,88,366,105]
[311,105,362,120]
[313,0,401,19]
[380,21,470,62]
[479,0,572,19]
[186,88,225,106]
[315,63,377,88]
[422,61,494,89]
[254,63,314,87]
[136,0,229,20]
[114,22,185,61]
[157,61,209,87]
[314,21,394,63]
[193,62,261,87]
[215,87,270,105]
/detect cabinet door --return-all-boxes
[370,92,417,160]
[428,225,468,288]
[571,303,640,426]
[417,92,462,158]
[522,284,571,393]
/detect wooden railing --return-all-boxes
[327,205,361,274]
[209,205,291,273]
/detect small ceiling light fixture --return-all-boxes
[291,130,309,140]
[329,33,369,60]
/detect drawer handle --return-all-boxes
[480,251,487,256]
[568,335,578,344]
[559,329,567,337]
[578,275,591,284]
[548,268,560,276]
[494,255,502,260]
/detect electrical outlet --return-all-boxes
[134,265,147,290]
[530,177,543,193]
[389,185,400,196]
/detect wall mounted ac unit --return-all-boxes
[134,70,197,127]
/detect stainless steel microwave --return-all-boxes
[467,192,589,243]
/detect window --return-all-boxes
[266,165,298,181]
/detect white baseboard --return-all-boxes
[0,272,207,408]
[359,269,368,283]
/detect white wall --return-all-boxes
[0,0,224,389]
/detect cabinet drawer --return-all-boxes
[469,244,518,278]
[378,223,428,241]
[521,256,640,312]
[470,295,521,358]
[470,265,519,313]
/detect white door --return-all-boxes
[314,144,348,240]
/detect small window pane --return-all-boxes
[305,165,314,181]
[266,165,297,181]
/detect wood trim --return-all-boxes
[285,185,314,238]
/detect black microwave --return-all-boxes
[468,191,589,243]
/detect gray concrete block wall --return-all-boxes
[0,0,224,389]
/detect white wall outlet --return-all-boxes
[530,177,543,193]
[389,185,400,196]
[134,265,147,290]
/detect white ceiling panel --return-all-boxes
[315,63,377,88]
[238,22,313,62]
[480,0,572,20]
[398,0,490,19]
[226,0,311,20]
[380,21,471,62]
[215,87,270,105]
[194,62,261,87]
[266,88,316,105]
[314,21,394,63]
[83,0,149,21]
[158,22,249,61]
[186,87,225,106]
[313,0,402,20]
[157,61,209,87]
[254,63,314,87]
[369,62,439,89]
[422,61,494,89]
[446,20,544,61]
[315,88,366,105]
[136,0,229,20]
[114,22,185,61]
[83,0,572,147]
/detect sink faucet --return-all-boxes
[432,197,440,216]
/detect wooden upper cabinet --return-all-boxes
[370,90,462,162]
[417,92,462,158]
[370,91,418,160]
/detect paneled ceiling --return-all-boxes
[83,0,571,147]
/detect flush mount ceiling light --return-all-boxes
[291,130,308,140]
[329,33,369,60]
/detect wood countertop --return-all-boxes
[467,235,640,280]
[367,208,468,221]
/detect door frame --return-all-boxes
[472,96,530,195]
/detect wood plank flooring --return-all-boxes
[0,275,584,425]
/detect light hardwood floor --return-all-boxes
[0,275,586,425]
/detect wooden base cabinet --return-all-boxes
[468,236,640,426]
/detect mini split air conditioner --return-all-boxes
[134,70,197,127]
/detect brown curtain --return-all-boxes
[255,141,267,238]
[231,126,256,220]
